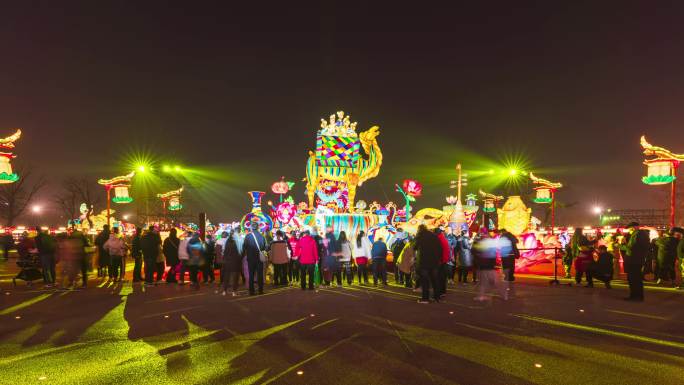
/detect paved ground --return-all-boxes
[1,258,683,385]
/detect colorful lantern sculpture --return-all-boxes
[98,171,135,227]
[0,129,21,184]
[640,135,684,227]
[275,201,297,225]
[240,191,273,232]
[530,172,562,233]
[497,196,531,236]
[306,111,383,212]
[158,187,184,211]
[271,177,294,202]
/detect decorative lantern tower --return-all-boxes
[530,172,562,234]
[640,135,684,227]
[0,129,21,184]
[98,172,135,227]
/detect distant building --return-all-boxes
[600,209,669,228]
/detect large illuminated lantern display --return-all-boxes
[640,135,684,227]
[0,129,21,184]
[497,196,531,236]
[298,111,384,235]
[240,191,273,232]
[306,111,382,212]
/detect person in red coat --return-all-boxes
[296,230,319,290]
[436,228,450,298]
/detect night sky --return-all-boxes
[2,2,683,226]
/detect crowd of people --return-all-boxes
[563,221,684,301]
[6,220,684,303]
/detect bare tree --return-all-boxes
[0,166,48,226]
[60,177,102,228]
[53,184,80,223]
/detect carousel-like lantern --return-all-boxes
[0,129,21,184]
[157,187,184,211]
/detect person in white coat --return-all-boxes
[352,230,372,284]
[178,231,191,285]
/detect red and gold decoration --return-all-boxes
[530,172,562,234]
[640,135,684,227]
[479,189,503,213]
[158,187,184,211]
[98,171,135,227]
[0,129,21,184]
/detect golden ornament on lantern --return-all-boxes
[98,172,135,203]
[158,187,184,211]
[640,135,683,185]
[0,129,21,184]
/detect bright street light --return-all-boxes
[32,205,42,214]
[592,206,603,215]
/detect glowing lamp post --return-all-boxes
[530,172,562,234]
[0,129,21,184]
[98,172,135,227]
[640,135,684,227]
[479,190,503,230]
[157,187,184,211]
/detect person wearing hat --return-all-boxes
[620,222,650,301]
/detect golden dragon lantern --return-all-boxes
[0,129,21,184]
[305,111,382,213]
[640,135,684,227]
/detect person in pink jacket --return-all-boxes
[296,230,319,290]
